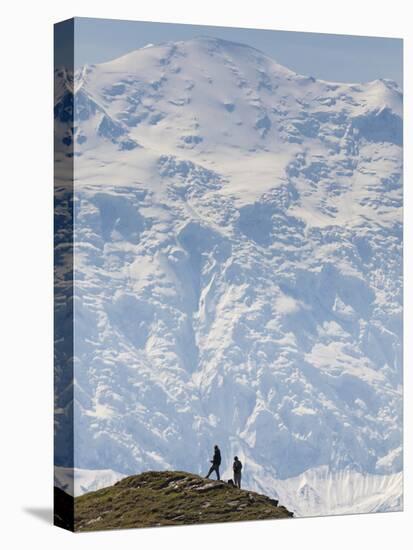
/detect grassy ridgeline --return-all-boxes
[72,470,293,531]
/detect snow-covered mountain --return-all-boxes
[54,36,403,515]
[257,466,402,517]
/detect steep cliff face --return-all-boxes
[54,37,403,513]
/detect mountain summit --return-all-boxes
[60,471,293,531]
[55,36,402,163]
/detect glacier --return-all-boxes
[54,36,403,515]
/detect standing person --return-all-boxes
[233,456,243,488]
[206,445,221,480]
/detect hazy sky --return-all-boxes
[57,17,403,87]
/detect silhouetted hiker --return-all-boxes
[206,445,221,480]
[233,456,242,488]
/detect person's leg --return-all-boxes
[235,472,241,488]
[206,465,214,478]
[216,465,220,480]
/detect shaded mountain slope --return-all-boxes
[54,486,74,531]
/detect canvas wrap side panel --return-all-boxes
[54,17,75,532]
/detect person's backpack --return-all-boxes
[234,460,242,473]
